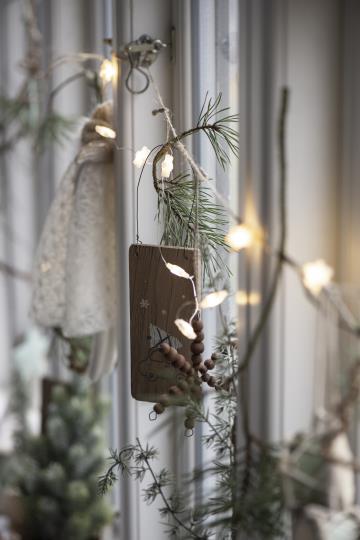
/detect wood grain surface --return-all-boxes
[129,244,198,402]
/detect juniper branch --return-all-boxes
[136,439,206,540]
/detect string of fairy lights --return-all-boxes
[94,55,341,342]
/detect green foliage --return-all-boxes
[99,440,209,539]
[100,94,285,538]
[9,370,31,448]
[100,323,285,539]
[0,91,76,154]
[54,329,93,373]
[196,93,239,169]
[35,114,77,151]
[0,95,29,129]
[9,376,113,540]
[152,93,240,283]
[158,174,230,280]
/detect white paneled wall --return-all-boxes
[271,0,342,440]
[0,0,111,457]
[112,2,190,539]
[0,1,36,432]
[1,0,360,537]
[236,0,355,447]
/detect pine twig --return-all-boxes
[136,438,205,540]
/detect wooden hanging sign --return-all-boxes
[129,244,199,403]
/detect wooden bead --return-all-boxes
[168,347,178,361]
[201,373,211,383]
[178,379,189,393]
[182,362,193,374]
[192,320,203,333]
[154,403,165,414]
[198,363,207,375]
[194,332,204,343]
[191,385,202,399]
[169,385,182,396]
[191,342,204,355]
[191,354,202,366]
[204,359,215,370]
[159,394,170,407]
[160,342,171,355]
[184,416,195,430]
[207,376,216,387]
[174,354,186,369]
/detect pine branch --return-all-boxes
[98,446,137,495]
[157,173,230,280]
[99,440,208,539]
[147,94,239,282]
[136,439,207,539]
[196,93,239,169]
[35,114,77,151]
[152,94,239,186]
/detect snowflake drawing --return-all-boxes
[140,298,150,309]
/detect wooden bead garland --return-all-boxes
[150,318,223,430]
[204,359,215,370]
[154,403,165,414]
[194,332,204,343]
[191,342,205,355]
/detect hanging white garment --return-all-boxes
[31,101,118,380]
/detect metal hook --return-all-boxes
[118,34,167,95]
[125,63,150,94]
[149,410,158,421]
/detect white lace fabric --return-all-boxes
[31,101,117,340]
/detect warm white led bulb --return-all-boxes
[236,290,261,306]
[99,59,116,84]
[133,146,151,168]
[225,224,254,251]
[165,263,191,279]
[302,259,334,295]
[161,153,174,178]
[200,290,228,309]
[174,319,197,340]
[95,125,116,139]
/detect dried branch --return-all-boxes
[236,88,289,376]
[0,260,31,282]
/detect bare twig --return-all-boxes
[237,88,289,375]
[0,260,31,282]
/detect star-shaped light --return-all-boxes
[225,224,254,251]
[133,146,151,168]
[302,259,334,295]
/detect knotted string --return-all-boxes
[147,68,241,227]
[148,69,204,301]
